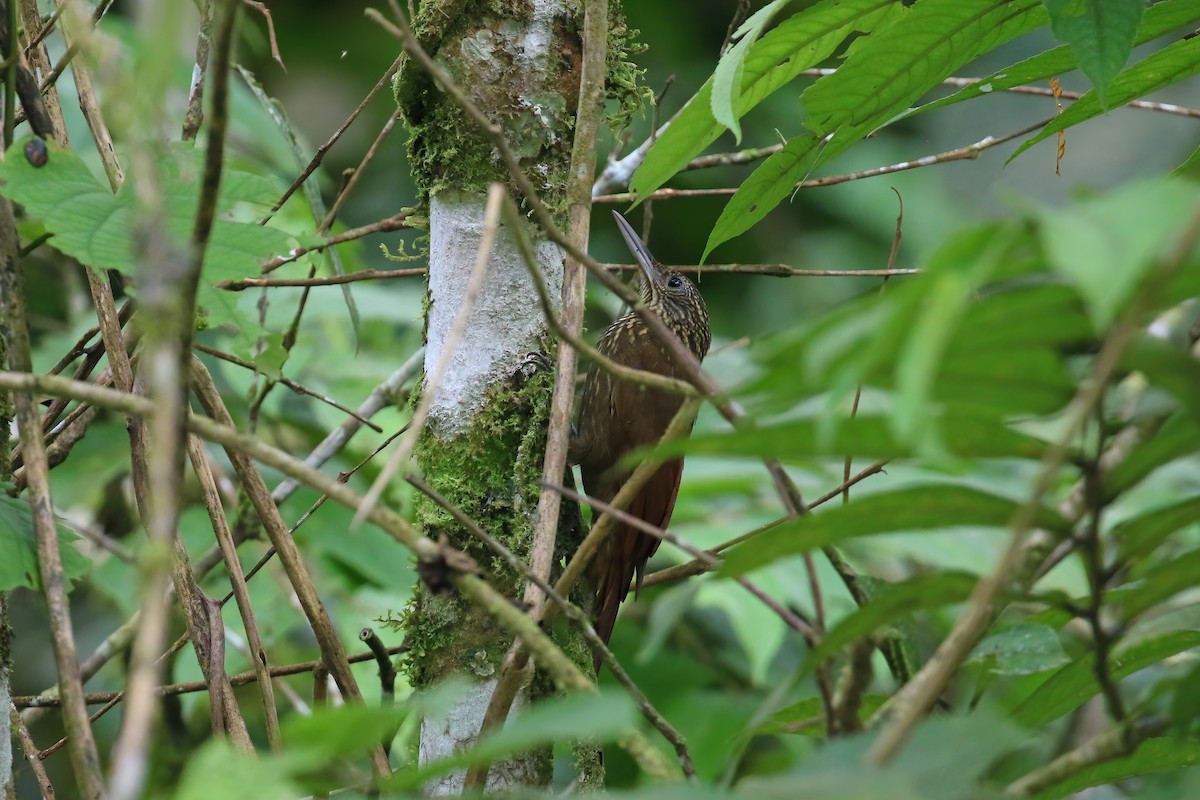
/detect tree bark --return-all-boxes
[1,318,10,800]
[1,594,11,800]
[394,0,596,793]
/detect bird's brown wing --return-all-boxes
[578,320,695,671]
[591,457,684,671]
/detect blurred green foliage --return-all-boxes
[6,1,1200,798]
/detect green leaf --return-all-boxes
[0,494,89,591]
[701,135,821,259]
[744,711,1024,799]
[1114,496,1200,562]
[1108,412,1200,495]
[1170,662,1200,736]
[1175,140,1200,177]
[638,581,701,665]
[386,690,637,790]
[1029,738,1200,800]
[746,277,1090,421]
[1118,548,1200,624]
[909,0,1200,120]
[803,0,1047,166]
[630,0,896,202]
[173,741,302,800]
[946,282,1094,351]
[711,0,793,144]
[763,695,888,735]
[668,412,1048,462]
[805,571,978,673]
[1043,0,1145,106]
[1034,179,1200,327]
[282,704,406,760]
[1011,35,1200,161]
[0,137,293,332]
[1013,630,1200,727]
[600,788,737,800]
[1122,334,1200,424]
[721,484,1070,577]
[935,348,1077,418]
[966,623,1070,676]
[893,226,1017,445]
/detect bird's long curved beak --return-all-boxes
[612,210,661,286]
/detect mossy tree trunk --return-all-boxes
[1,301,12,800]
[392,0,622,793]
[0,594,10,800]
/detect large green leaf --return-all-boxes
[804,0,1047,165]
[721,484,1070,577]
[1118,548,1200,623]
[385,690,637,790]
[282,703,407,760]
[1107,412,1200,495]
[0,494,89,592]
[1043,0,1145,106]
[630,0,897,202]
[1114,496,1200,562]
[746,276,1090,420]
[1011,35,1200,161]
[966,622,1070,676]
[1034,179,1200,326]
[892,226,1019,444]
[1012,630,1200,727]
[944,282,1094,351]
[709,0,1047,243]
[804,571,978,673]
[1122,334,1200,425]
[702,135,821,260]
[904,0,1200,120]
[173,741,303,800]
[1029,738,1200,800]
[666,412,1048,462]
[935,348,1077,418]
[743,711,1025,799]
[0,137,293,332]
[711,0,794,144]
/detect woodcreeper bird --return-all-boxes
[572,211,710,671]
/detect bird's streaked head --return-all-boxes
[611,211,710,357]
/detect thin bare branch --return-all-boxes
[15,646,409,709]
[254,212,413,276]
[187,434,282,751]
[593,117,1053,204]
[262,53,404,221]
[194,342,383,431]
[189,358,392,779]
[320,108,402,232]
[1006,717,1168,797]
[9,702,56,799]
[0,198,104,798]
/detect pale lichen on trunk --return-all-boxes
[423,192,563,429]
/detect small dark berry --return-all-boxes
[24,137,48,167]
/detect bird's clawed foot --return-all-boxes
[511,351,553,382]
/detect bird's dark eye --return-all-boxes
[667,276,683,289]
